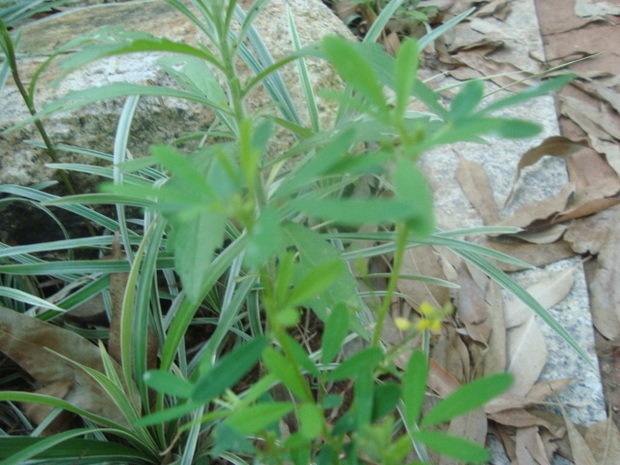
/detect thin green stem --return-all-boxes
[1,21,95,235]
[372,222,409,347]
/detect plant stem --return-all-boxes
[1,21,95,236]
[372,222,409,347]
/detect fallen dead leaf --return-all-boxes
[480,238,575,272]
[516,426,551,465]
[558,397,597,465]
[564,204,620,255]
[431,324,470,384]
[456,262,491,344]
[488,408,554,430]
[398,245,451,308]
[440,408,488,465]
[471,0,511,20]
[455,156,500,225]
[584,418,620,465]
[428,357,461,397]
[22,380,73,434]
[512,224,568,245]
[483,281,506,376]
[586,211,620,339]
[504,267,575,329]
[0,306,137,427]
[497,183,575,231]
[503,268,576,396]
[505,311,547,396]
[504,136,589,209]
[527,378,578,403]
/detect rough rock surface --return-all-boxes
[0,0,353,187]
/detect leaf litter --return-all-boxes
[380,0,620,461]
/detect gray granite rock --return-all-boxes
[0,0,352,186]
[418,0,605,462]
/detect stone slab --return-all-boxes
[418,0,606,461]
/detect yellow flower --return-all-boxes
[395,317,413,331]
[415,301,451,333]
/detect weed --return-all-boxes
[0,0,580,463]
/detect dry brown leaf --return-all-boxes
[455,156,500,224]
[502,271,580,395]
[586,212,620,339]
[505,312,547,396]
[564,205,620,254]
[431,324,470,384]
[527,378,578,403]
[480,238,575,272]
[505,267,575,329]
[471,0,511,20]
[22,380,73,434]
[0,306,136,427]
[488,408,554,429]
[504,136,589,209]
[485,379,575,415]
[558,398,597,465]
[513,224,568,245]
[334,0,360,22]
[561,95,620,146]
[398,245,451,308]
[383,30,400,56]
[440,409,488,465]
[574,0,620,17]
[428,357,461,397]
[497,183,575,231]
[516,426,551,465]
[483,281,506,376]
[584,418,620,465]
[456,262,491,344]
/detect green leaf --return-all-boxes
[263,347,310,401]
[168,209,227,304]
[449,81,483,121]
[372,382,401,422]
[282,333,320,378]
[143,370,194,398]
[322,36,388,113]
[291,198,418,226]
[135,400,202,427]
[275,128,356,199]
[411,431,490,463]
[245,206,283,268]
[482,74,575,114]
[60,29,221,73]
[298,403,324,439]
[421,373,512,427]
[192,336,268,402]
[0,433,154,465]
[321,303,350,364]
[225,402,295,435]
[393,159,435,236]
[354,369,374,426]
[0,286,64,311]
[288,259,345,306]
[327,347,383,382]
[394,38,419,121]
[402,350,428,428]
[283,223,365,336]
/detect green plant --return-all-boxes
[335,0,440,38]
[0,0,583,464]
